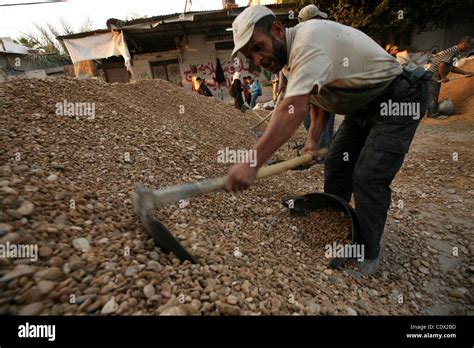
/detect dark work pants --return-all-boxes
[426,79,441,117]
[324,69,429,260]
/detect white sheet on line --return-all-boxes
[63,31,131,69]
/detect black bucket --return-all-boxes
[281,192,361,245]
[144,191,360,266]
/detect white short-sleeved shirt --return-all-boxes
[284,20,403,114]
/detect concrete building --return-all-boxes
[57,4,298,100]
[1,37,72,79]
[57,1,473,96]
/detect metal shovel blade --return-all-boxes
[133,152,326,264]
[134,185,197,264]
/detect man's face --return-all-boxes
[240,22,287,74]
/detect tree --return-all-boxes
[14,37,37,49]
[327,0,464,43]
[16,16,94,56]
[282,0,465,43]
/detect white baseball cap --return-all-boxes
[231,5,276,60]
[298,4,328,22]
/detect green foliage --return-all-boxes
[282,0,464,41]
[14,37,37,49]
[328,0,462,39]
[281,0,309,5]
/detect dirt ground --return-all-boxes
[0,72,472,316]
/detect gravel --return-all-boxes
[1,77,472,316]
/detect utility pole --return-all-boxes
[183,0,191,14]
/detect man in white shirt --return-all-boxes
[297,4,334,157]
[224,6,430,276]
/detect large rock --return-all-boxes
[160,306,187,316]
[227,294,239,305]
[34,267,63,281]
[101,297,118,314]
[0,265,36,282]
[72,238,91,253]
[143,284,155,299]
[15,201,35,217]
[216,301,241,315]
[37,280,56,294]
[18,302,44,315]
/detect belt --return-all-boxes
[349,67,429,125]
[372,67,429,104]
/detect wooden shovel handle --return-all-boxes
[251,91,284,130]
[137,148,328,210]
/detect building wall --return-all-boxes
[0,53,68,74]
[0,54,10,71]
[0,53,33,72]
[411,22,474,52]
[129,34,269,102]
[179,35,250,100]
[130,50,181,81]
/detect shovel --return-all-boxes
[251,91,284,133]
[134,148,328,263]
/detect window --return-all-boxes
[150,59,181,85]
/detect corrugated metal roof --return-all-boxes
[106,3,296,29]
[58,4,299,40]
[0,38,29,55]
[57,29,111,40]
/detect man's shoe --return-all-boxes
[343,256,381,277]
[430,114,448,120]
[329,256,351,269]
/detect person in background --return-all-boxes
[270,73,279,102]
[297,3,327,21]
[242,76,251,106]
[195,77,213,97]
[191,65,202,92]
[387,44,399,58]
[425,36,473,119]
[249,77,262,108]
[277,70,288,95]
[230,72,245,112]
[297,4,335,156]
